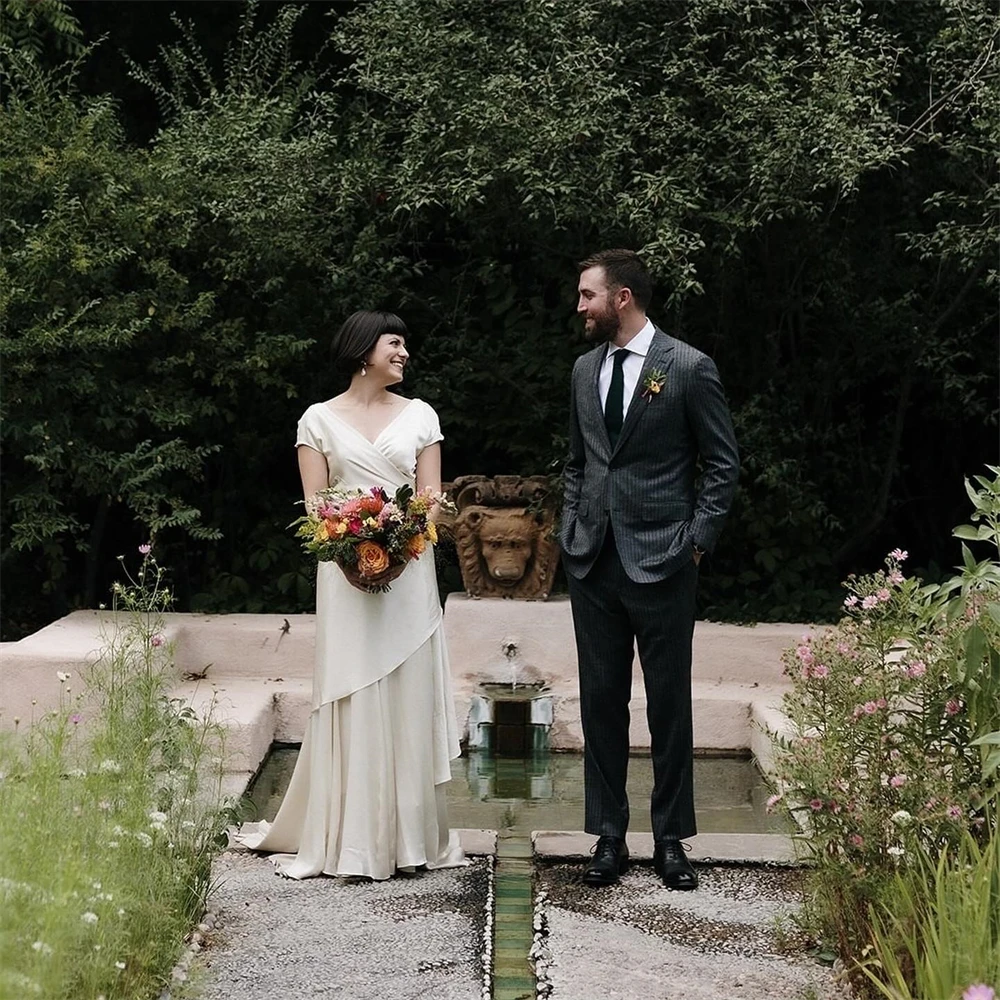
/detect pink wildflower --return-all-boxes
[809,798,824,811]
[876,588,891,602]
[889,774,907,788]
[150,635,165,648]
[852,705,865,719]
[836,642,851,655]
[961,986,996,1000]
[795,645,814,663]
[876,698,887,709]
[828,800,841,813]
[864,701,878,715]
[70,713,82,725]
[889,570,904,585]
[843,595,859,608]
[906,661,927,679]
[924,798,938,812]
[945,698,962,717]
[765,794,783,812]
[862,595,879,610]
[849,834,864,848]
[947,805,963,820]
[811,663,829,678]
[800,666,812,680]
[853,676,864,686]
[138,543,151,555]
[889,549,909,562]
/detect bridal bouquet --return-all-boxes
[293,484,448,593]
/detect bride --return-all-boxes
[238,310,466,880]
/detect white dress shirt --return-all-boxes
[598,319,656,425]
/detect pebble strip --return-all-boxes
[157,907,218,1000]
[530,888,553,999]
[482,855,495,1000]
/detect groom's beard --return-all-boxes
[583,303,620,343]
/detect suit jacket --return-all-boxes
[560,327,739,583]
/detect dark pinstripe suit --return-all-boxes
[560,327,739,841]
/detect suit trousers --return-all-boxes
[567,526,698,842]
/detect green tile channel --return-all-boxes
[492,831,535,1000]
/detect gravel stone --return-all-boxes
[535,861,851,1000]
[195,851,488,1000]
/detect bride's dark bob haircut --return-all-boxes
[331,310,409,375]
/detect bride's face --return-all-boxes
[365,333,409,384]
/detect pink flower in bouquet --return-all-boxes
[347,517,363,535]
[341,499,362,516]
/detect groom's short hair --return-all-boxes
[578,249,652,312]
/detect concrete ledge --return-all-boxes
[532,830,799,864]
[457,829,498,856]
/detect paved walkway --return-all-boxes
[191,837,849,1000]
[197,852,488,1000]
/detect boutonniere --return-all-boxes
[641,368,666,402]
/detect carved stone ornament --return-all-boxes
[444,475,560,600]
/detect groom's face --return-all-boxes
[577,266,620,343]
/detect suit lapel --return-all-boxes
[585,344,612,450]
[612,328,675,455]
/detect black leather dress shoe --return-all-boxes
[583,836,629,886]
[654,839,698,890]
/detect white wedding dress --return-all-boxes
[235,398,466,880]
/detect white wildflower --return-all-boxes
[67,768,87,779]
[134,831,153,848]
[31,941,52,956]
[98,759,121,774]
[115,961,125,970]
[149,810,168,824]
[80,911,99,925]
[887,846,905,857]
[56,671,71,683]
[890,809,913,826]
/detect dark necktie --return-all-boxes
[604,348,628,447]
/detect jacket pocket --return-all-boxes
[642,500,693,521]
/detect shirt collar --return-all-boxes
[609,318,655,360]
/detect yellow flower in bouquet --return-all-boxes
[425,520,438,544]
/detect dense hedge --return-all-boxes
[2,0,997,638]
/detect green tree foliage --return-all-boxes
[1,0,997,635]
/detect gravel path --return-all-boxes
[534,862,850,1000]
[194,851,488,1000]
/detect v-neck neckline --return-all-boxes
[321,397,416,447]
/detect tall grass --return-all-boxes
[862,823,999,1000]
[0,551,231,999]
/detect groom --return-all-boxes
[560,249,739,890]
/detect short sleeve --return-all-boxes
[296,405,324,453]
[418,400,444,451]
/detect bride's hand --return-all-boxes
[341,561,407,592]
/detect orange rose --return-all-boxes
[356,541,390,577]
[406,533,426,559]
